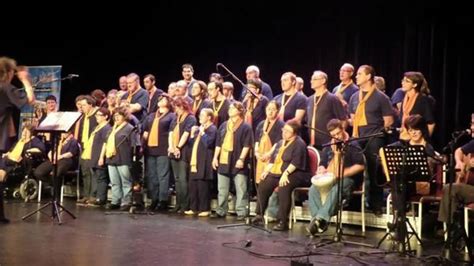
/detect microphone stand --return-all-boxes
[216,63,259,100]
[442,133,473,261]
[305,124,380,248]
[215,63,270,233]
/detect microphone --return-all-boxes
[68,74,79,78]
[383,127,401,135]
[454,128,472,136]
[216,63,223,68]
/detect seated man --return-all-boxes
[438,116,474,224]
[307,119,365,235]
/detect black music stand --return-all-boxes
[377,145,429,254]
[22,111,82,224]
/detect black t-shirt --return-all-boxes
[216,121,254,176]
[349,89,394,136]
[143,112,176,157]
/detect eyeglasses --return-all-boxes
[311,78,324,81]
[402,78,413,83]
[95,113,105,117]
[408,128,421,134]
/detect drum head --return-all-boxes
[20,178,38,201]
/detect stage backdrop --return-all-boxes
[19,66,62,135]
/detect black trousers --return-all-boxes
[256,175,306,222]
[360,137,386,210]
[189,179,211,212]
[34,159,73,197]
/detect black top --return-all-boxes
[348,89,394,137]
[212,99,231,129]
[399,94,435,124]
[85,124,112,168]
[143,111,176,157]
[306,92,347,148]
[461,139,474,154]
[319,141,365,186]
[243,96,269,132]
[0,82,28,152]
[169,114,197,162]
[122,88,149,122]
[255,119,285,147]
[147,88,164,114]
[269,136,310,181]
[216,121,254,176]
[78,108,99,146]
[189,125,217,180]
[332,82,359,103]
[273,92,307,122]
[105,123,140,166]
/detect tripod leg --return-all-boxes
[22,202,52,220]
[377,232,392,248]
[52,201,62,224]
[57,203,77,219]
[406,219,423,245]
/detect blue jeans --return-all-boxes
[308,177,354,222]
[170,159,189,210]
[216,173,248,217]
[108,165,132,206]
[146,155,170,202]
[265,191,279,218]
[93,168,108,202]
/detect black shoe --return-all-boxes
[0,217,10,224]
[106,203,120,210]
[120,204,131,211]
[210,213,226,218]
[317,219,328,233]
[92,200,106,207]
[306,217,319,236]
[273,221,289,231]
[373,208,383,217]
[148,200,159,211]
[157,201,168,212]
[251,215,263,225]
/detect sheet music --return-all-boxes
[37,111,82,132]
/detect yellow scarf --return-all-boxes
[270,139,294,175]
[81,108,97,144]
[8,138,28,163]
[147,112,166,147]
[335,81,353,99]
[399,92,419,140]
[278,92,296,121]
[212,99,225,126]
[172,113,188,148]
[255,119,276,183]
[105,122,127,158]
[127,88,140,103]
[192,99,202,115]
[219,118,242,164]
[310,91,326,146]
[190,123,211,173]
[353,89,375,137]
[74,116,83,140]
[82,123,108,160]
[244,98,259,126]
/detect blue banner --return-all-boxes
[19,66,62,133]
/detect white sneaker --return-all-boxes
[198,211,210,217]
[184,210,195,215]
